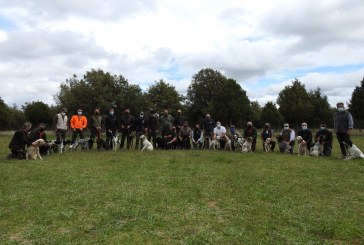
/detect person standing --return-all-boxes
[243,122,258,152]
[334,102,354,158]
[119,108,135,150]
[54,108,68,141]
[159,110,173,138]
[201,114,215,148]
[104,106,118,148]
[135,111,148,150]
[70,108,88,145]
[89,107,103,149]
[174,109,185,149]
[147,109,159,149]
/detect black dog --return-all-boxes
[155,137,164,149]
[96,138,110,151]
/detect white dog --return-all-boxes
[242,137,253,153]
[111,134,119,151]
[140,135,153,151]
[71,139,90,150]
[344,143,364,160]
[26,139,46,160]
[297,136,309,156]
[263,138,272,152]
[209,137,216,150]
[310,142,323,157]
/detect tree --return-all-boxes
[146,79,182,114]
[348,77,364,130]
[22,101,53,127]
[210,78,252,127]
[308,87,333,128]
[260,101,283,130]
[276,79,314,128]
[8,104,26,130]
[0,97,11,130]
[186,68,227,123]
[55,69,150,118]
[250,100,262,128]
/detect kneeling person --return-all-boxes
[179,121,192,149]
[315,122,333,156]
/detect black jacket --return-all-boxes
[9,129,30,151]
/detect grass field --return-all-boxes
[0,132,364,244]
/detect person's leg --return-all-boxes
[120,129,127,149]
[71,130,78,144]
[323,144,332,156]
[79,129,84,140]
[89,127,96,149]
[135,131,142,150]
[336,133,347,157]
[252,140,257,152]
[270,141,276,151]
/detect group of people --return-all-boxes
[6,102,355,159]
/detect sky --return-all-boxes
[1,0,364,108]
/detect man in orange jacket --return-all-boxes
[70,108,88,145]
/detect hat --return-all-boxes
[62,108,67,112]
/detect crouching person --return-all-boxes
[29,123,51,155]
[7,122,33,160]
[315,122,333,156]
[179,121,192,149]
[164,126,177,149]
[192,124,203,149]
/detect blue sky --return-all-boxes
[0,0,364,108]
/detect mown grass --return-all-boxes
[0,133,363,244]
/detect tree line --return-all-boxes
[1,68,363,130]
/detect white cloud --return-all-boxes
[0,0,363,109]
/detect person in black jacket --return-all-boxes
[315,122,333,156]
[148,109,159,149]
[173,109,185,149]
[135,111,148,150]
[119,108,135,149]
[104,107,118,148]
[260,123,276,151]
[7,122,33,160]
[297,122,313,152]
[28,123,50,155]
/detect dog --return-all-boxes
[209,137,221,150]
[242,137,253,153]
[296,136,309,156]
[111,133,119,151]
[233,135,245,151]
[26,139,46,160]
[277,135,291,154]
[96,138,110,151]
[71,139,90,150]
[140,135,153,151]
[344,143,364,160]
[310,142,323,157]
[50,139,72,154]
[263,138,272,152]
[225,138,232,151]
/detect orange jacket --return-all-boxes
[70,115,88,129]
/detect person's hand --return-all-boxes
[347,128,352,135]
[80,128,83,131]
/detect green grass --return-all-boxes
[0,133,364,244]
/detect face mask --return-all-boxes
[217,124,221,128]
[320,127,326,130]
[78,112,82,116]
[302,126,307,130]
[95,111,99,115]
[39,128,44,132]
[110,112,114,115]
[61,112,66,116]
[140,115,144,118]
[337,107,345,112]
[284,126,289,129]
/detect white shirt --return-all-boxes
[213,126,226,137]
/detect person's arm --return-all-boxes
[347,113,354,135]
[82,116,88,129]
